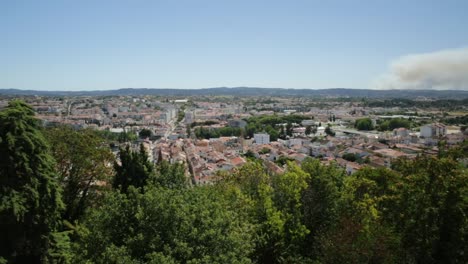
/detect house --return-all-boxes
[231,157,247,167]
[254,133,270,144]
[420,123,446,138]
[393,127,409,137]
[445,133,465,145]
[316,126,326,136]
[346,162,362,175]
[369,155,386,167]
[373,148,407,159]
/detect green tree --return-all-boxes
[118,130,137,143]
[355,118,374,131]
[377,118,411,131]
[225,162,311,263]
[138,128,152,138]
[71,186,253,263]
[45,126,115,221]
[300,158,345,258]
[392,157,468,263]
[271,162,310,260]
[113,144,154,193]
[278,125,287,140]
[0,101,64,263]
[286,122,293,137]
[186,125,191,137]
[342,153,357,162]
[152,160,188,189]
[325,124,335,136]
[319,167,402,263]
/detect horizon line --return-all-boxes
[1,87,467,92]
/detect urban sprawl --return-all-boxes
[2,94,466,185]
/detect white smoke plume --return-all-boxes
[373,47,468,90]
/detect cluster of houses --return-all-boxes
[2,95,465,186]
[151,121,466,185]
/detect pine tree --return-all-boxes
[0,100,64,263]
[113,144,154,193]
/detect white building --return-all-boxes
[316,126,326,136]
[393,127,409,137]
[301,120,315,126]
[420,123,446,138]
[160,108,177,123]
[254,133,270,144]
[185,111,194,124]
[288,138,302,147]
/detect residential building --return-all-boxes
[420,123,446,138]
[254,133,270,144]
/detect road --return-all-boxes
[333,127,380,138]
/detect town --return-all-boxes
[2,93,466,185]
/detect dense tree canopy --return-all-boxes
[45,126,114,221]
[113,144,154,193]
[0,101,64,263]
[377,118,411,131]
[71,186,254,263]
[138,128,153,139]
[355,118,374,131]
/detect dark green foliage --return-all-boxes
[71,186,254,263]
[300,158,345,257]
[319,217,401,264]
[365,98,468,110]
[392,157,468,263]
[324,125,335,136]
[218,126,242,137]
[152,160,188,189]
[286,122,293,137]
[275,155,295,166]
[194,126,218,139]
[242,149,257,160]
[45,126,115,221]
[118,130,138,143]
[138,128,152,138]
[320,167,403,263]
[342,153,358,162]
[0,100,64,263]
[190,120,219,128]
[378,118,411,131]
[194,126,242,139]
[113,144,154,193]
[246,114,308,128]
[220,162,311,263]
[94,129,122,142]
[177,108,185,122]
[443,114,468,125]
[355,117,374,130]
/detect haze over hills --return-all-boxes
[1,87,468,99]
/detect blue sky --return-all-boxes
[1,0,468,90]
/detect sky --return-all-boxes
[1,0,468,91]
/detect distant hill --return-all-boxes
[1,87,467,99]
